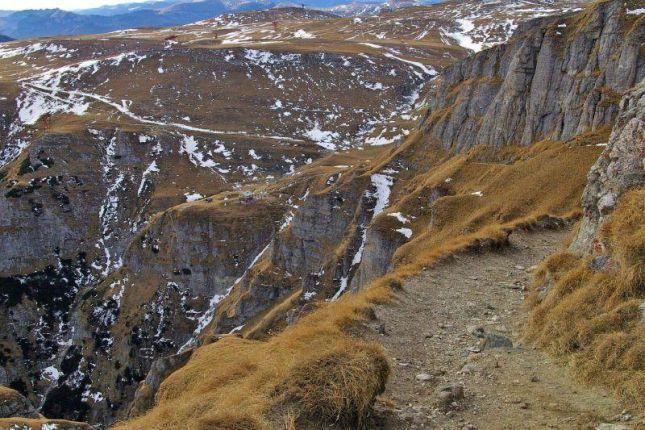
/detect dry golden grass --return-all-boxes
[114,282,395,430]
[526,188,645,408]
[385,137,601,272]
[274,341,388,427]
[243,288,304,340]
[0,385,25,404]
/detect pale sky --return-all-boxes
[1,0,152,11]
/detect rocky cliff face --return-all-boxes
[32,194,289,423]
[0,127,233,420]
[34,164,381,424]
[348,214,410,291]
[423,0,644,152]
[1,133,103,275]
[570,81,645,252]
[197,167,383,335]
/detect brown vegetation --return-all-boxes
[114,282,395,430]
[526,188,645,408]
[274,341,388,427]
[386,137,602,272]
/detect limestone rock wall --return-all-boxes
[423,0,644,152]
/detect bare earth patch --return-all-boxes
[371,228,639,429]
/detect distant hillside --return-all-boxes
[0,0,441,39]
[0,34,13,42]
[75,0,182,16]
[0,0,229,39]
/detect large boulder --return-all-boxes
[570,82,645,252]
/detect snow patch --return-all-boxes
[42,366,62,382]
[179,135,217,169]
[370,173,394,217]
[137,161,159,196]
[17,88,89,125]
[383,52,436,76]
[184,192,204,202]
[443,18,483,52]
[293,29,315,39]
[304,123,339,150]
[396,227,413,238]
[388,212,409,223]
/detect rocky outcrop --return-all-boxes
[570,81,645,252]
[349,221,406,291]
[127,349,193,418]
[0,133,103,275]
[0,129,175,416]
[33,195,287,425]
[200,174,373,335]
[128,196,285,299]
[0,126,231,423]
[197,166,402,337]
[0,386,38,419]
[423,0,644,152]
[273,189,363,276]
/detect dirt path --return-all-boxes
[371,228,636,430]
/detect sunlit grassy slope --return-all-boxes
[115,124,607,429]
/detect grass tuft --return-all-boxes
[113,283,393,430]
[274,341,388,428]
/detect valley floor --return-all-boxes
[371,228,638,430]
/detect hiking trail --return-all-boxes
[371,228,635,430]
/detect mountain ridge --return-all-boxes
[0,0,439,39]
[0,1,230,39]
